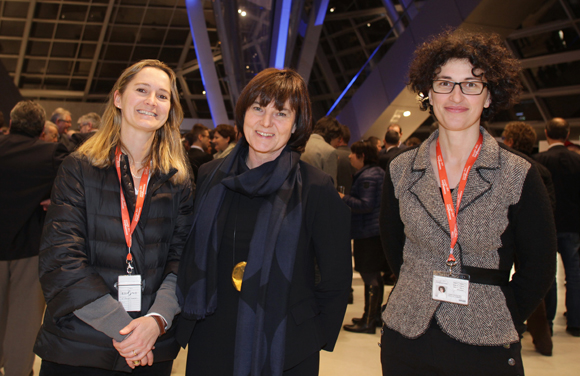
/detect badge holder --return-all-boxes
[118,251,141,312]
[432,257,470,306]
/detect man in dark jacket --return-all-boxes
[0,100,68,376]
[185,123,212,183]
[535,117,580,337]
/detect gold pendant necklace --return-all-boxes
[231,261,247,291]
[231,197,246,292]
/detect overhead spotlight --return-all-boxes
[246,65,250,69]
[367,23,371,27]
[330,7,335,12]
[403,111,411,117]
[202,90,206,95]
[238,9,242,13]
[241,11,247,16]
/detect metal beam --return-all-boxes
[507,19,577,40]
[212,0,243,103]
[296,0,329,83]
[177,75,198,118]
[186,0,229,125]
[520,84,580,99]
[400,0,419,19]
[519,49,580,69]
[559,0,580,37]
[284,0,305,67]
[269,0,293,68]
[315,45,340,95]
[13,0,36,87]
[325,7,386,21]
[83,0,116,99]
[381,0,404,36]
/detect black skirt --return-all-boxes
[353,236,387,273]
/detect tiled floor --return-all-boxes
[32,258,579,375]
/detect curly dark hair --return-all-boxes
[503,121,536,155]
[408,30,522,122]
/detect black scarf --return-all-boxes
[177,142,303,376]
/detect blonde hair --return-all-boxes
[76,59,189,184]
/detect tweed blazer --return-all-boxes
[380,128,556,346]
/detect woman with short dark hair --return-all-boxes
[380,31,557,375]
[339,141,386,334]
[212,123,237,159]
[177,68,352,376]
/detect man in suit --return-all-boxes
[39,121,59,143]
[301,116,342,188]
[0,100,68,375]
[379,129,401,170]
[335,124,356,195]
[388,123,406,150]
[50,107,74,151]
[71,112,101,150]
[535,117,580,337]
[185,123,213,183]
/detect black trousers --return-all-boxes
[380,322,524,376]
[39,360,173,376]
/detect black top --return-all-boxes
[186,188,264,375]
[535,144,580,233]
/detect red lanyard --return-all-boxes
[435,133,483,266]
[115,146,150,270]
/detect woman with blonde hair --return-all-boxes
[34,59,194,375]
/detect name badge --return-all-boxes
[432,271,470,305]
[118,274,142,312]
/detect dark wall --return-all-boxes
[0,60,23,126]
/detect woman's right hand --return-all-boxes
[124,350,154,369]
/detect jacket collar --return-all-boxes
[408,127,499,233]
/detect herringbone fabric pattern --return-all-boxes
[383,129,530,346]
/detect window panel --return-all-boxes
[30,22,55,38]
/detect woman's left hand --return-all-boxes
[113,316,160,362]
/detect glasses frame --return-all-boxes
[431,80,488,95]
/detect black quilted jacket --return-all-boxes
[34,153,194,371]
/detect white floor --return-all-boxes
[33,258,579,375]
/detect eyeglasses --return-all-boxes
[432,80,488,95]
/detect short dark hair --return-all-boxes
[367,136,381,148]
[405,137,422,147]
[186,123,208,145]
[214,124,236,144]
[235,68,312,152]
[10,100,46,137]
[384,129,400,145]
[340,124,351,144]
[503,121,537,155]
[408,30,522,122]
[313,116,342,143]
[388,124,401,135]
[351,140,379,166]
[545,117,569,141]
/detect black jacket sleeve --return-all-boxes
[509,164,557,321]
[39,156,111,319]
[311,175,352,351]
[379,163,406,277]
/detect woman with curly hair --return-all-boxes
[379,31,557,375]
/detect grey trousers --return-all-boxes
[0,256,45,376]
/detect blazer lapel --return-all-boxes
[408,131,450,234]
[408,128,500,233]
[457,129,499,214]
